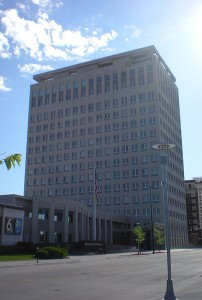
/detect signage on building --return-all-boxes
[5,217,22,235]
[125,56,152,67]
[14,218,22,235]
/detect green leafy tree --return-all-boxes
[154,225,165,252]
[132,225,145,254]
[0,154,22,170]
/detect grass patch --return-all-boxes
[0,254,34,262]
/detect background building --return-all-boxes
[0,201,24,246]
[185,178,202,245]
[24,45,188,248]
[0,195,130,247]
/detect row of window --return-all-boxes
[27,156,158,176]
[31,66,154,107]
[27,169,159,185]
[31,93,155,120]
[29,116,156,136]
[28,180,159,195]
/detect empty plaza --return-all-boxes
[0,249,202,300]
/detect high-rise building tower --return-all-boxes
[25,45,188,248]
[185,178,202,245]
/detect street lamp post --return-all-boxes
[150,186,155,254]
[152,143,178,300]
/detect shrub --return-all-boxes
[37,249,49,259]
[37,247,68,259]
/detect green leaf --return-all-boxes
[1,154,22,170]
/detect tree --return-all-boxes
[154,225,165,252]
[0,154,22,170]
[132,225,145,254]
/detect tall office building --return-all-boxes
[185,178,202,245]
[25,45,188,248]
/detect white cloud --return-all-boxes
[31,0,63,11]
[124,25,142,38]
[16,2,28,12]
[0,32,11,58]
[0,9,118,61]
[0,76,11,92]
[18,63,53,74]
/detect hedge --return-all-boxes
[36,246,68,259]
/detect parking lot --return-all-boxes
[0,249,202,300]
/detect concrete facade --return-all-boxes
[185,178,202,245]
[0,195,130,245]
[24,45,188,248]
[0,203,24,245]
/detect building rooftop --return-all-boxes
[33,45,176,83]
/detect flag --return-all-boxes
[94,168,99,203]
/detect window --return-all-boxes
[104,75,110,92]
[113,98,119,107]
[133,209,140,216]
[123,157,129,165]
[122,133,128,141]
[105,197,111,205]
[131,144,138,152]
[123,196,130,204]
[142,168,148,176]
[133,182,139,190]
[147,65,153,83]
[114,197,120,205]
[142,181,149,190]
[143,194,149,203]
[139,93,145,102]
[122,170,129,178]
[114,171,120,179]
[113,73,118,90]
[114,183,120,192]
[89,78,94,95]
[121,96,127,106]
[138,66,144,85]
[54,211,63,222]
[132,169,139,177]
[121,71,127,88]
[96,76,102,94]
[132,156,138,165]
[130,95,136,104]
[105,185,111,193]
[133,195,139,204]
[143,208,150,216]
[81,80,86,97]
[130,69,136,87]
[140,107,146,114]
[131,120,137,128]
[38,209,48,220]
[148,91,155,101]
[153,208,160,215]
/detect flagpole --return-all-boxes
[93,166,97,241]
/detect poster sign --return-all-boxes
[14,218,22,235]
[5,217,23,235]
[5,217,14,235]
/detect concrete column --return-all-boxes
[104,218,108,244]
[64,204,69,243]
[86,213,89,241]
[74,208,78,242]
[48,202,55,243]
[109,217,113,244]
[98,217,101,241]
[32,199,39,243]
[81,211,84,241]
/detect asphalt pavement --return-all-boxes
[0,249,202,300]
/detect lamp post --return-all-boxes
[150,186,155,254]
[152,143,177,300]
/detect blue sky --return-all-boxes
[0,0,202,195]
